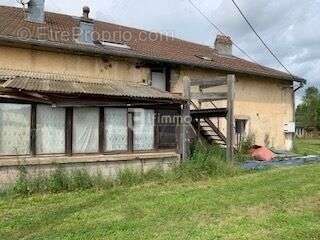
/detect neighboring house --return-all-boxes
[0,1,305,184]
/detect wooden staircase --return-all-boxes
[181,74,235,161]
[190,102,227,146]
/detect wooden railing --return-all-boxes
[183,75,236,162]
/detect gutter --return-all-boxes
[0,35,306,83]
[294,81,305,92]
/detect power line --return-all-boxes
[187,0,257,64]
[231,0,296,80]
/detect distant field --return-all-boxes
[0,165,320,240]
[294,138,320,155]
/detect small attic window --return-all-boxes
[95,40,131,49]
[195,55,214,61]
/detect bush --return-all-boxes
[235,134,256,163]
[117,169,143,186]
[13,165,29,195]
[48,166,70,193]
[238,134,255,155]
[177,142,238,180]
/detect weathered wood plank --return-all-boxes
[180,76,191,162]
[226,74,235,162]
[190,77,227,87]
[65,107,73,156]
[99,107,105,153]
[191,92,227,101]
[30,104,37,156]
[190,108,228,118]
[127,111,134,152]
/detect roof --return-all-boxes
[0,68,184,102]
[0,6,305,83]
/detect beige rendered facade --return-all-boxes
[0,3,302,186]
[0,45,294,151]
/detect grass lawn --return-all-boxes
[294,138,320,155]
[0,165,320,240]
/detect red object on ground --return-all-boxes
[249,146,275,161]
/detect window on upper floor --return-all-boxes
[151,67,171,91]
[151,70,166,91]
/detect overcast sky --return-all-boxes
[2,0,320,100]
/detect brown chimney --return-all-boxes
[214,35,233,55]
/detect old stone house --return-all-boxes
[0,1,305,184]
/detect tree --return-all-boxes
[296,87,320,131]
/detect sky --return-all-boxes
[1,0,320,101]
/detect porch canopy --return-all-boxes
[0,69,184,157]
[0,68,185,105]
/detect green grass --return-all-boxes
[7,143,237,196]
[0,164,319,240]
[294,138,320,155]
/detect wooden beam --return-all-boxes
[65,107,73,156]
[99,107,105,153]
[190,77,227,87]
[180,76,191,161]
[165,66,171,92]
[154,107,160,150]
[127,111,134,152]
[0,93,52,104]
[190,108,228,118]
[191,92,227,101]
[226,74,235,162]
[30,104,37,156]
[54,101,180,108]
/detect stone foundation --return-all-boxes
[0,152,180,187]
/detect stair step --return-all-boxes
[203,134,217,137]
[204,134,220,138]
[200,125,212,129]
[209,139,225,143]
[205,135,224,141]
[201,130,216,134]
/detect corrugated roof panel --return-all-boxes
[0,70,184,101]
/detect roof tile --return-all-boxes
[0,6,303,82]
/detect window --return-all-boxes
[105,108,128,151]
[73,107,99,153]
[0,103,31,155]
[157,110,179,149]
[133,109,155,151]
[0,102,175,156]
[235,119,247,135]
[151,70,166,91]
[235,119,248,145]
[36,105,66,154]
[97,40,131,49]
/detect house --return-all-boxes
[0,1,305,184]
